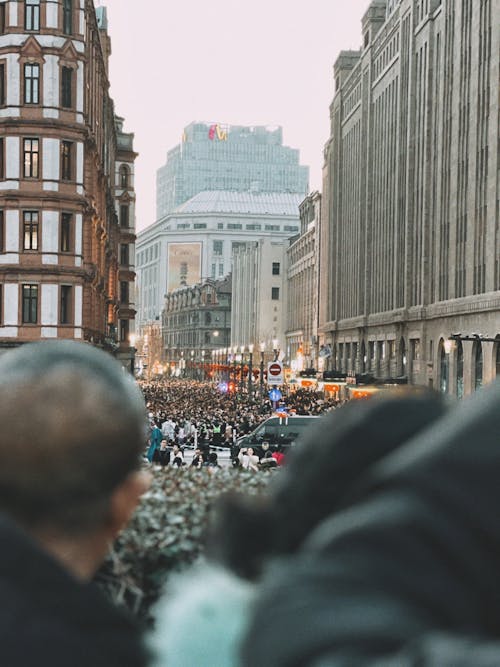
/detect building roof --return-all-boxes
[174,190,302,216]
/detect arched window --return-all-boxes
[456,341,464,398]
[474,341,483,390]
[439,339,449,394]
[119,164,129,189]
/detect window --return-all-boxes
[22,284,38,323]
[0,63,5,106]
[193,223,207,229]
[0,284,2,325]
[61,67,73,108]
[271,287,280,300]
[119,164,129,188]
[61,141,73,180]
[62,0,73,35]
[0,4,6,34]
[24,63,39,104]
[25,0,40,31]
[218,263,224,276]
[120,244,129,266]
[265,225,280,231]
[246,224,261,231]
[0,138,3,179]
[211,263,216,278]
[119,204,129,227]
[272,262,280,275]
[213,240,223,255]
[60,213,71,252]
[60,285,72,324]
[23,211,39,250]
[284,226,298,233]
[227,223,242,230]
[0,210,4,253]
[217,223,224,230]
[120,319,129,343]
[120,281,129,304]
[23,138,39,178]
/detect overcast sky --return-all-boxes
[101,0,370,230]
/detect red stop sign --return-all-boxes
[268,363,282,376]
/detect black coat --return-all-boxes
[242,381,500,666]
[0,516,148,667]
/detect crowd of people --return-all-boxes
[140,380,340,466]
[2,339,500,667]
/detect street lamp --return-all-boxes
[233,345,238,389]
[272,338,279,361]
[248,343,254,395]
[240,345,245,392]
[259,342,265,400]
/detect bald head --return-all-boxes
[0,341,147,534]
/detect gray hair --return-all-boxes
[0,341,147,534]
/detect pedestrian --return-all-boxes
[238,447,260,472]
[147,421,162,462]
[0,340,150,666]
[171,444,185,467]
[157,439,171,467]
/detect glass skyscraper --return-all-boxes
[156,122,309,219]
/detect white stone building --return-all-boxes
[231,238,287,358]
[136,190,301,330]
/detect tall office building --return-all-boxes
[320,0,499,395]
[156,122,309,218]
[0,2,137,370]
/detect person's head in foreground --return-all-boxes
[0,340,149,577]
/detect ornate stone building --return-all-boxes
[286,191,321,372]
[0,1,137,370]
[162,276,231,377]
[320,0,500,395]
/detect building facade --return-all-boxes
[156,122,309,218]
[286,191,321,373]
[0,1,136,369]
[231,237,286,360]
[136,189,302,330]
[162,275,231,377]
[320,0,500,395]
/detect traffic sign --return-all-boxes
[267,361,283,385]
[268,388,282,402]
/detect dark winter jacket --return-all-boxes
[0,515,148,667]
[242,380,500,666]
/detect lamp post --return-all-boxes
[248,343,254,396]
[259,342,265,401]
[272,338,279,361]
[233,345,238,389]
[240,345,245,393]
[201,349,205,380]
[190,349,194,379]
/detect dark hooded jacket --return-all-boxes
[0,516,148,667]
[242,381,500,666]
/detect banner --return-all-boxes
[167,243,202,291]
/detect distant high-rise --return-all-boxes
[156,122,309,219]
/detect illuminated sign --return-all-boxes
[208,124,228,141]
